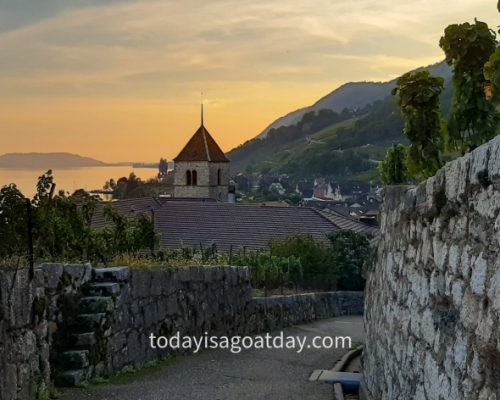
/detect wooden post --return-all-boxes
[280,268,284,295]
[264,266,268,298]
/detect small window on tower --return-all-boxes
[192,170,198,186]
[186,170,192,186]
[217,169,222,186]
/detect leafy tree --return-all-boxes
[0,171,158,264]
[392,71,445,179]
[485,47,500,106]
[439,20,498,154]
[103,178,116,191]
[378,144,410,185]
[328,230,370,291]
[31,171,98,260]
[0,184,28,257]
[158,158,169,181]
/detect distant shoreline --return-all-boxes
[0,163,158,171]
[0,152,151,170]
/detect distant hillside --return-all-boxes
[240,97,404,181]
[228,107,372,173]
[0,153,108,169]
[256,61,452,139]
[228,61,454,182]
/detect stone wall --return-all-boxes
[108,266,252,371]
[364,136,500,399]
[0,262,364,397]
[0,263,93,400]
[247,291,364,332]
[105,268,362,373]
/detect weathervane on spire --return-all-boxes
[201,92,204,126]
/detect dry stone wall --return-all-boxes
[0,263,93,400]
[108,266,252,371]
[107,268,363,372]
[0,262,363,398]
[364,136,500,400]
[247,291,363,332]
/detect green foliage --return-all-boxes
[36,382,59,400]
[227,62,453,182]
[485,47,500,106]
[378,144,410,185]
[158,158,169,181]
[228,107,366,172]
[31,172,98,260]
[0,184,28,257]
[104,172,170,199]
[392,71,445,179]
[143,233,371,292]
[249,97,407,181]
[0,171,158,263]
[440,20,498,154]
[269,234,335,289]
[328,230,371,291]
[91,206,159,262]
[231,233,371,291]
[244,190,302,205]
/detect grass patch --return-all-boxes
[112,252,233,268]
[349,168,380,182]
[312,117,359,140]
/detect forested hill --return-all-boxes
[227,62,453,181]
[255,61,452,139]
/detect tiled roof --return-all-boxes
[155,202,339,251]
[91,197,221,228]
[174,125,229,163]
[91,198,162,228]
[316,208,378,235]
[90,198,379,250]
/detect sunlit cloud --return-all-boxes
[0,0,496,161]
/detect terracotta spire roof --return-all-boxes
[174,124,230,163]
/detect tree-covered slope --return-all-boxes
[227,61,454,182]
[255,61,452,139]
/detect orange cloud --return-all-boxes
[0,0,496,162]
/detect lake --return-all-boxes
[0,166,159,198]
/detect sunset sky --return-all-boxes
[0,0,497,163]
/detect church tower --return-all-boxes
[173,105,230,201]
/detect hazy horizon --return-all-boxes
[0,0,497,162]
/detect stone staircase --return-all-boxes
[55,267,128,386]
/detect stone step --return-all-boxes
[56,369,87,387]
[69,313,107,332]
[88,282,121,297]
[93,267,129,283]
[60,350,90,369]
[78,296,114,313]
[70,332,96,349]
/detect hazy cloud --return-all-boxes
[0,0,495,98]
[0,0,496,160]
